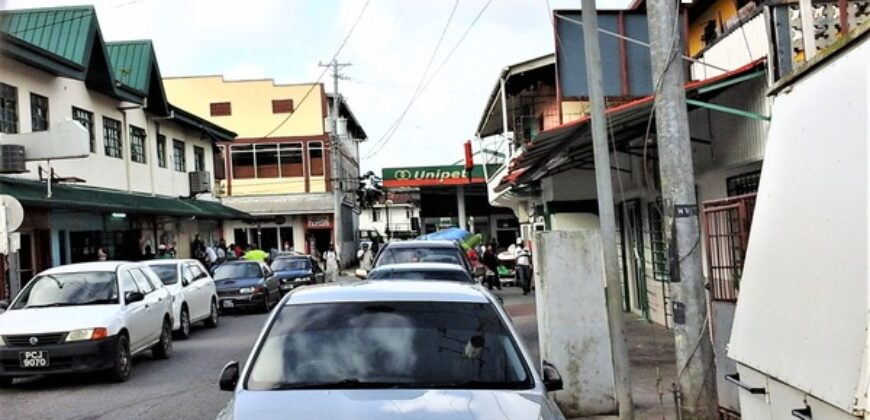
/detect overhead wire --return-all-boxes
[364,0,494,160]
[259,0,372,139]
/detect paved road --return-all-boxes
[0,310,268,420]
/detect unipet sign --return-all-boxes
[382,165,493,187]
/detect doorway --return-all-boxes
[306,229,332,256]
[621,199,649,319]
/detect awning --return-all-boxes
[220,193,334,216]
[0,177,250,220]
[498,59,767,191]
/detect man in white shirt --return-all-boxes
[515,242,532,295]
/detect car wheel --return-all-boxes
[175,307,191,339]
[204,300,219,328]
[107,334,132,383]
[152,319,173,360]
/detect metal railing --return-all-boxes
[702,193,757,302]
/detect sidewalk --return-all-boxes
[494,287,678,420]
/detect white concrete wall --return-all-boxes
[533,230,617,416]
[549,213,599,231]
[0,58,217,198]
[690,14,770,79]
[358,204,417,233]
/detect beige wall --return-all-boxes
[163,76,326,138]
[561,100,589,122]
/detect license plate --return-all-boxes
[222,300,235,308]
[19,350,50,368]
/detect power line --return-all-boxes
[364,0,493,160]
[259,0,372,139]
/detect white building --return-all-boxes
[358,192,421,240]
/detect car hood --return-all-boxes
[273,269,312,279]
[215,278,262,289]
[222,389,563,420]
[0,305,119,335]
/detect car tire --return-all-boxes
[175,307,191,339]
[107,334,132,383]
[152,319,173,360]
[203,300,219,328]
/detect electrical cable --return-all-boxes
[259,0,372,139]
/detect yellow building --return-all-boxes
[163,76,367,257]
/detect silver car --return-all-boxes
[216,281,566,419]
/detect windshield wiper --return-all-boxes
[269,378,399,390]
[416,380,525,390]
[79,298,117,305]
[24,302,75,308]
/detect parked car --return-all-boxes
[359,240,474,278]
[270,255,324,294]
[215,281,566,420]
[0,262,174,386]
[365,262,474,283]
[143,259,219,339]
[213,261,280,313]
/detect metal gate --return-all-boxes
[702,193,757,302]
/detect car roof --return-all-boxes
[369,262,467,272]
[272,255,309,260]
[221,260,261,265]
[39,261,137,274]
[285,281,489,305]
[141,259,198,266]
[383,240,458,249]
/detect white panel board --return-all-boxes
[0,119,89,160]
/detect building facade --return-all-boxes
[163,76,367,262]
[0,6,246,300]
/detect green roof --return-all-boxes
[0,6,95,67]
[0,177,249,220]
[106,41,153,94]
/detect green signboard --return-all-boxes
[382,165,497,187]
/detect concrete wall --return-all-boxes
[1,58,216,198]
[533,230,617,416]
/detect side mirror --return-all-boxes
[125,291,145,304]
[219,360,240,391]
[354,269,368,279]
[0,300,8,310]
[542,360,563,392]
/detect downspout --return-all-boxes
[149,111,176,197]
[499,74,511,157]
[119,100,146,193]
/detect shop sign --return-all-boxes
[307,215,332,229]
[381,165,498,187]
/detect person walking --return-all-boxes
[515,242,532,295]
[205,245,218,269]
[482,244,501,290]
[97,247,108,261]
[323,243,341,282]
[357,243,373,271]
[243,245,268,263]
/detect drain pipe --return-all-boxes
[118,101,146,193]
[149,111,176,196]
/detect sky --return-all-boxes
[2,0,630,172]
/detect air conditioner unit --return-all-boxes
[188,171,211,194]
[0,144,26,173]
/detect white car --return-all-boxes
[216,281,566,420]
[143,259,219,338]
[0,262,174,386]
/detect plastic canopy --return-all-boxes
[417,227,471,243]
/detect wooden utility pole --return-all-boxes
[580,0,635,418]
[645,0,718,417]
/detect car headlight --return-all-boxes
[66,328,108,342]
[239,287,260,294]
[294,277,310,282]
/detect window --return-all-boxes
[103,117,122,158]
[119,271,139,296]
[0,83,18,133]
[272,99,294,114]
[72,107,95,152]
[210,102,231,116]
[173,140,186,172]
[372,209,381,222]
[130,125,147,163]
[30,93,48,131]
[308,141,324,176]
[279,143,303,177]
[230,143,304,179]
[648,200,669,282]
[157,135,167,168]
[255,144,279,178]
[194,146,205,171]
[726,170,761,197]
[130,269,154,294]
[231,145,255,179]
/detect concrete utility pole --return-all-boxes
[580,0,634,418]
[319,58,352,265]
[645,0,718,417]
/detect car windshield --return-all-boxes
[368,269,472,283]
[149,264,178,285]
[272,259,309,271]
[376,247,463,266]
[12,272,119,309]
[246,301,532,390]
[214,263,261,280]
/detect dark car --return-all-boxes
[370,240,474,273]
[366,263,474,283]
[270,256,324,294]
[213,261,281,313]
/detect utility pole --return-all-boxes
[319,58,352,266]
[580,0,634,418]
[646,0,718,417]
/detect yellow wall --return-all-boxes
[309,177,326,192]
[231,177,306,195]
[561,101,589,123]
[688,0,739,56]
[163,76,326,138]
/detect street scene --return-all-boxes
[0,0,867,419]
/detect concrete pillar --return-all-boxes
[457,186,467,230]
[534,229,617,417]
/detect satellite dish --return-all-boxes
[0,194,24,231]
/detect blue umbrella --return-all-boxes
[417,227,471,243]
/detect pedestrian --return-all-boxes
[323,243,340,282]
[482,244,501,290]
[143,245,155,260]
[282,241,293,255]
[169,242,178,259]
[243,244,269,262]
[97,247,108,261]
[225,243,238,260]
[205,245,218,268]
[216,245,226,262]
[156,244,172,259]
[357,242,372,271]
[515,242,533,295]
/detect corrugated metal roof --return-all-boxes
[0,6,95,67]
[106,41,153,93]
